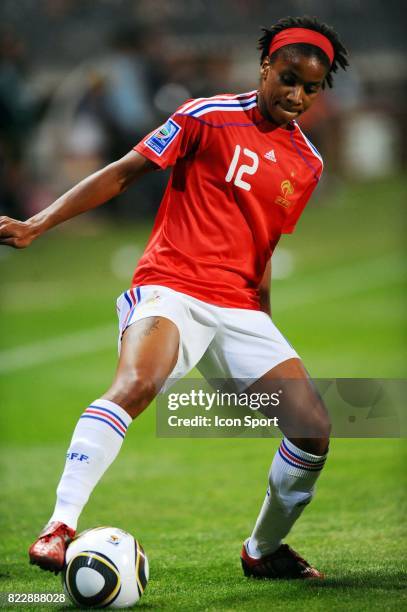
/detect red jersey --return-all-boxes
[133,90,323,310]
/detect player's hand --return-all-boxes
[0,216,38,248]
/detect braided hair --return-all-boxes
[258,16,349,89]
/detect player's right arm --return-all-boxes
[0,151,156,249]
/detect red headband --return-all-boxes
[268,27,334,65]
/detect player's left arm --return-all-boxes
[258,259,271,316]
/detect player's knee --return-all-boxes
[125,374,157,414]
[106,372,157,417]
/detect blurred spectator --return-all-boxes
[101,26,157,157]
[0,29,42,217]
[93,25,168,217]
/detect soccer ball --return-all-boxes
[62,526,148,608]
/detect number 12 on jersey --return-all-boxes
[225,145,259,192]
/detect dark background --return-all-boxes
[1,0,406,220]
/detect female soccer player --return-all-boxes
[0,16,348,579]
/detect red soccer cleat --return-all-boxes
[29,521,75,574]
[241,541,324,579]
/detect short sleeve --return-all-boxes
[282,180,319,234]
[134,105,201,170]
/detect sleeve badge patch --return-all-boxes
[144,118,181,156]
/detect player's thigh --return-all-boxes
[104,316,179,415]
[119,316,179,381]
[116,285,217,386]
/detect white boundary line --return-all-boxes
[0,325,116,374]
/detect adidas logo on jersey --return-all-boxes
[264,149,277,162]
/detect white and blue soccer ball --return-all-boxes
[62,526,148,608]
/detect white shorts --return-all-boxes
[116,285,299,391]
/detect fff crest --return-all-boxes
[275,179,295,208]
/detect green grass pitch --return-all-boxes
[0,176,406,610]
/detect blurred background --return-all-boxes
[0,0,406,220]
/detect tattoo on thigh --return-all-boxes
[143,318,160,336]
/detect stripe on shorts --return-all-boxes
[122,287,141,330]
[80,404,129,439]
[278,439,326,472]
